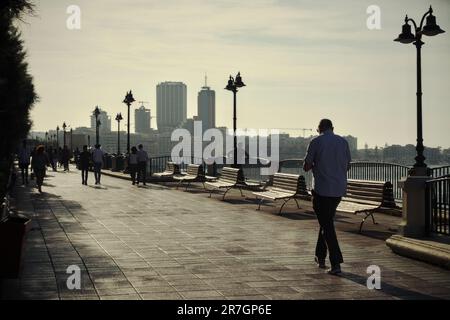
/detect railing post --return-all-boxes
[424,181,431,236]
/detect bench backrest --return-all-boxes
[346,179,395,207]
[272,173,307,195]
[219,167,243,183]
[186,164,204,176]
[166,162,181,174]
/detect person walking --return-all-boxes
[62,145,70,171]
[128,146,138,185]
[136,144,148,186]
[303,119,351,275]
[92,144,104,185]
[17,140,31,185]
[79,145,91,185]
[31,145,49,193]
[47,147,57,172]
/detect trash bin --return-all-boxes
[0,214,31,278]
[116,155,124,171]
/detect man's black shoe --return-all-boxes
[315,257,326,269]
[327,265,342,275]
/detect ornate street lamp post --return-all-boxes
[70,128,73,154]
[56,126,60,149]
[123,90,135,154]
[62,122,67,146]
[115,113,123,155]
[93,106,101,146]
[225,72,246,167]
[394,6,445,176]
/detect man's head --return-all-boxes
[317,119,333,134]
[83,145,88,152]
[95,144,101,149]
[138,144,143,150]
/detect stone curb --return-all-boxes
[386,234,450,270]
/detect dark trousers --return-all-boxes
[19,163,29,184]
[313,192,343,267]
[34,169,45,187]
[129,164,138,184]
[94,162,102,184]
[137,162,146,184]
[81,168,88,184]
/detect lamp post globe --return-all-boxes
[122,90,135,154]
[225,72,246,168]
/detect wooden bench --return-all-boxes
[338,179,399,233]
[205,167,262,200]
[153,162,180,178]
[252,173,309,214]
[173,164,215,190]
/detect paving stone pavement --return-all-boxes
[1,167,450,300]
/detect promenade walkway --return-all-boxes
[1,167,450,300]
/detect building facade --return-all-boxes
[90,108,112,133]
[156,82,187,133]
[197,83,215,132]
[135,105,152,134]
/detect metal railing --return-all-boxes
[425,176,450,236]
[277,160,412,201]
[148,155,207,176]
[145,156,450,202]
[348,162,410,201]
[431,165,450,179]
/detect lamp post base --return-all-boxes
[398,175,429,238]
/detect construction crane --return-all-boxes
[138,101,150,107]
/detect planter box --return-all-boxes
[0,214,31,278]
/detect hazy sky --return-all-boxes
[20,0,450,148]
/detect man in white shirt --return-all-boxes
[92,144,104,185]
[136,144,149,186]
[304,119,351,275]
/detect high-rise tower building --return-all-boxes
[197,76,215,132]
[156,82,187,132]
[135,104,152,134]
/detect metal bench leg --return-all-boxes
[256,198,264,210]
[222,187,232,200]
[185,181,191,191]
[202,182,206,190]
[359,211,377,233]
[176,180,182,190]
[279,199,289,215]
[209,188,215,198]
[294,198,301,209]
[370,212,377,225]
[239,188,244,197]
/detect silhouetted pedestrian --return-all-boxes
[92,144,104,185]
[48,147,57,172]
[62,145,70,171]
[304,119,351,275]
[128,146,138,185]
[79,145,90,185]
[17,140,31,185]
[136,144,148,186]
[31,145,49,193]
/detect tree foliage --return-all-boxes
[0,0,37,161]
